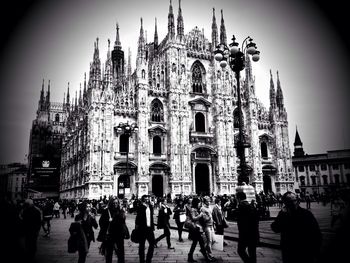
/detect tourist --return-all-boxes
[173,197,186,242]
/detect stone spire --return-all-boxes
[90,38,101,85]
[114,23,122,49]
[211,8,218,50]
[269,70,276,108]
[105,39,113,85]
[154,17,158,48]
[168,0,175,40]
[177,0,184,41]
[293,126,305,157]
[220,9,227,45]
[66,82,70,110]
[79,83,82,106]
[127,47,132,78]
[137,17,146,65]
[276,71,284,108]
[39,79,45,109]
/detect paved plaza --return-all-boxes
[35,202,340,263]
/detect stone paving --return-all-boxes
[35,202,337,263]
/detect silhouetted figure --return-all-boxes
[22,199,42,262]
[98,197,127,263]
[173,198,186,242]
[236,191,259,263]
[271,191,322,263]
[42,199,53,237]
[155,197,174,249]
[135,195,156,263]
[212,197,228,246]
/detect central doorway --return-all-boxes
[152,174,163,197]
[195,163,210,196]
[118,174,130,199]
[263,174,272,194]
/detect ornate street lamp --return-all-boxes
[116,122,138,197]
[214,35,260,190]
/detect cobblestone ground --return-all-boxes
[35,202,340,263]
[36,213,281,263]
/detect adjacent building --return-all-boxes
[58,2,293,200]
[0,163,27,200]
[292,128,350,194]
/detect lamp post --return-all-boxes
[214,35,260,188]
[116,122,138,197]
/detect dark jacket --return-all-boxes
[98,207,126,241]
[157,205,172,229]
[212,204,224,227]
[69,221,88,253]
[271,206,322,263]
[237,200,259,244]
[173,204,186,223]
[135,204,155,231]
[22,205,42,236]
[75,213,98,244]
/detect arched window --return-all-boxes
[55,113,60,122]
[261,142,268,158]
[151,99,164,122]
[119,134,129,153]
[322,175,328,185]
[299,176,305,186]
[334,174,340,185]
[195,112,205,132]
[233,109,242,129]
[153,136,162,156]
[192,63,204,93]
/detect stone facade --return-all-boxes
[58,2,293,200]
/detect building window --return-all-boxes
[195,112,205,132]
[320,164,327,171]
[311,176,317,185]
[55,113,60,122]
[261,142,268,158]
[192,63,204,93]
[299,176,305,186]
[346,174,350,185]
[344,163,350,169]
[334,174,340,185]
[309,165,315,171]
[333,164,339,170]
[119,134,129,153]
[322,175,328,185]
[233,109,240,129]
[153,136,162,156]
[151,99,164,122]
[298,166,305,172]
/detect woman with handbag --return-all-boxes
[98,196,128,263]
[186,197,214,263]
[173,198,186,242]
[71,201,98,263]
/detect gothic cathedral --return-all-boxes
[58,1,294,200]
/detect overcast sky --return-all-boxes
[0,0,349,164]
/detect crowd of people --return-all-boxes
[1,188,349,263]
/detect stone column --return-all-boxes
[192,162,197,193]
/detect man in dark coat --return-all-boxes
[236,191,259,263]
[98,197,127,263]
[135,195,156,263]
[212,197,228,246]
[271,191,322,263]
[22,199,42,262]
[155,197,174,249]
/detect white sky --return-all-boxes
[0,0,349,163]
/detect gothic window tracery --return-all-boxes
[192,63,204,93]
[261,142,268,158]
[55,113,60,122]
[151,99,164,122]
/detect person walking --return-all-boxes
[73,201,98,263]
[135,195,156,263]
[98,197,127,263]
[22,199,42,263]
[53,201,60,218]
[41,198,53,237]
[236,191,259,263]
[200,196,215,260]
[186,197,213,262]
[305,192,311,209]
[212,197,228,246]
[154,197,174,249]
[271,191,322,263]
[173,198,186,242]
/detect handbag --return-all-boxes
[131,228,140,243]
[179,213,186,223]
[212,234,224,251]
[123,224,130,239]
[222,217,229,228]
[67,234,78,253]
[184,216,196,230]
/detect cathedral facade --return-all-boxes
[58,2,294,200]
